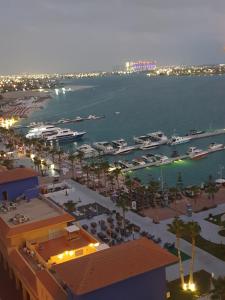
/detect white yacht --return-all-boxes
[76,144,99,158]
[26,125,60,139]
[46,128,86,142]
[169,136,191,146]
[92,141,115,155]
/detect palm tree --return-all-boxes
[116,189,130,229]
[210,276,225,300]
[168,217,185,288]
[205,175,218,203]
[64,200,77,213]
[112,168,121,189]
[68,154,76,178]
[185,221,201,289]
[147,178,160,207]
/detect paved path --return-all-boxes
[49,179,225,281]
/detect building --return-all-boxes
[125,61,157,72]
[53,238,177,300]
[0,194,99,300]
[0,168,39,201]
[0,170,177,300]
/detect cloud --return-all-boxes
[0,0,225,73]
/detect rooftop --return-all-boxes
[0,197,74,237]
[36,231,97,262]
[0,168,38,185]
[53,238,178,295]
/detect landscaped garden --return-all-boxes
[205,212,225,226]
[167,270,211,300]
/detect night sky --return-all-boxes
[0,0,225,74]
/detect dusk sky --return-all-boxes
[1,0,225,74]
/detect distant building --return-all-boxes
[0,168,39,201]
[125,61,157,72]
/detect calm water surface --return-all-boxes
[21,74,225,186]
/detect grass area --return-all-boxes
[167,248,191,262]
[169,229,225,261]
[167,270,211,300]
[205,212,225,226]
[218,229,225,237]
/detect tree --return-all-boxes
[168,217,185,288]
[210,276,225,300]
[205,175,218,203]
[68,154,76,178]
[185,221,201,289]
[112,168,121,189]
[64,200,76,213]
[176,172,184,192]
[147,178,160,207]
[116,189,130,229]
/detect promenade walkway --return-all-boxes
[48,179,225,281]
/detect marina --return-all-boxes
[120,144,225,172]
[75,127,225,158]
[13,114,105,129]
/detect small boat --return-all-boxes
[114,146,135,155]
[142,154,157,163]
[132,158,146,166]
[118,160,133,168]
[93,141,115,155]
[187,129,205,136]
[76,144,99,158]
[139,142,159,150]
[171,150,179,158]
[74,116,84,122]
[169,136,191,146]
[115,112,120,115]
[187,147,208,160]
[208,143,224,151]
[111,139,127,148]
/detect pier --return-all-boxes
[121,146,225,173]
[186,128,225,141]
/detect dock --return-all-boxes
[186,128,225,141]
[121,146,225,172]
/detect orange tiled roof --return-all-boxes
[37,270,67,300]
[0,168,38,185]
[53,238,178,295]
[0,213,74,238]
[9,249,38,295]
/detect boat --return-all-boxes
[118,160,133,168]
[76,144,99,158]
[187,129,205,136]
[26,125,60,139]
[92,141,115,155]
[46,128,86,142]
[169,136,191,146]
[187,147,208,160]
[74,116,84,122]
[132,158,146,166]
[171,150,179,158]
[134,131,168,145]
[142,154,157,163]
[155,154,170,165]
[111,139,127,148]
[208,143,224,151]
[114,146,135,155]
[139,141,159,150]
[148,131,168,144]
